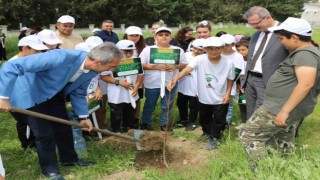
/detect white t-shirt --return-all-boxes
[188,54,235,105]
[87,75,99,99]
[0,154,4,177]
[178,52,198,96]
[221,51,246,95]
[139,45,186,89]
[100,71,139,104]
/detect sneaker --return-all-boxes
[43,173,65,180]
[185,124,195,131]
[206,138,218,150]
[176,120,187,127]
[160,125,173,134]
[62,159,96,167]
[196,133,210,142]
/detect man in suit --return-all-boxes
[242,6,290,120]
[0,42,122,179]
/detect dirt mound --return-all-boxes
[101,128,214,174]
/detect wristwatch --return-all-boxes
[115,79,120,86]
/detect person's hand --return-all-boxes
[0,98,11,112]
[167,77,178,92]
[94,87,102,100]
[155,64,167,71]
[119,80,133,90]
[274,111,288,127]
[166,65,177,72]
[222,94,230,104]
[79,119,93,132]
[131,86,138,97]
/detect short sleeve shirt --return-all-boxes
[263,46,320,119]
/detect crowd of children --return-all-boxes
[2,11,320,179]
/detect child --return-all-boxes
[101,40,143,132]
[168,37,234,149]
[176,39,204,131]
[9,35,49,150]
[240,17,320,159]
[220,34,246,124]
[123,26,146,129]
[140,27,186,131]
[235,40,249,123]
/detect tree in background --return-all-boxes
[0,0,305,29]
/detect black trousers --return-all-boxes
[10,112,36,148]
[27,92,78,175]
[177,92,199,124]
[108,102,136,132]
[199,103,228,139]
[0,46,6,60]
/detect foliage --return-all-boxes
[0,0,305,29]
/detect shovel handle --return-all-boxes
[10,107,135,142]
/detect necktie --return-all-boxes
[248,31,269,71]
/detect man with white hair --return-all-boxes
[0,42,122,179]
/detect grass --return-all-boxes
[1,27,320,179]
[2,101,320,179]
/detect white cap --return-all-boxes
[91,28,100,33]
[85,36,103,50]
[204,37,225,47]
[268,17,312,37]
[57,15,75,24]
[220,34,236,44]
[18,35,49,50]
[37,29,62,45]
[155,27,172,34]
[116,40,136,50]
[191,39,205,49]
[125,26,142,35]
[74,42,90,52]
[20,27,29,31]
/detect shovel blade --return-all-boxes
[133,130,143,151]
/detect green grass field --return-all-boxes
[1,27,320,179]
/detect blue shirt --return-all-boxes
[95,30,119,43]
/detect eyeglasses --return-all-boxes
[248,16,266,26]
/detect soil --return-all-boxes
[100,127,215,179]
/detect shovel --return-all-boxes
[10,107,143,151]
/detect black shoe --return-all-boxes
[43,173,65,180]
[122,127,130,133]
[141,124,152,130]
[176,120,187,127]
[62,159,96,167]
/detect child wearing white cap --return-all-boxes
[168,37,234,149]
[101,40,143,132]
[220,34,246,124]
[123,26,146,128]
[139,27,187,131]
[8,35,49,150]
[240,17,320,160]
[176,39,205,130]
[37,29,62,50]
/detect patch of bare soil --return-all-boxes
[100,127,214,178]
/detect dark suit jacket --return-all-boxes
[242,31,290,87]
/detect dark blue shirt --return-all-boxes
[95,30,119,43]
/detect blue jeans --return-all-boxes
[226,96,234,124]
[142,85,178,126]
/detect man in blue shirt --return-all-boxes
[95,20,119,44]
